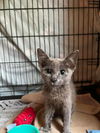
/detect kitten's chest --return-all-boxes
[47,87,71,106]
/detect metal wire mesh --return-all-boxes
[0,0,100,98]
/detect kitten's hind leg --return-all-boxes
[40,105,55,133]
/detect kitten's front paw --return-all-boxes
[39,127,51,133]
[62,131,71,133]
[62,132,71,133]
[63,132,71,133]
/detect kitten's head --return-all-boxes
[37,48,79,86]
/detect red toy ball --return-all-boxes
[14,107,36,126]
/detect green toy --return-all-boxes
[8,124,40,133]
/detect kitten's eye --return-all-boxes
[60,69,65,75]
[46,69,52,74]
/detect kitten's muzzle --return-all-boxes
[51,78,57,83]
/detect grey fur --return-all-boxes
[37,48,79,133]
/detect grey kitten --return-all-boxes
[37,48,79,133]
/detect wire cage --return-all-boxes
[0,0,100,99]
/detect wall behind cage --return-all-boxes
[0,0,99,97]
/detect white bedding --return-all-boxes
[0,99,27,128]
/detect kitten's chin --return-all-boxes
[51,82,64,87]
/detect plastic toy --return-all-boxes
[87,130,100,133]
[8,124,40,133]
[7,107,36,132]
[14,107,36,125]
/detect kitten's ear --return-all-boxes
[64,50,79,70]
[37,48,49,68]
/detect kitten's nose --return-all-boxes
[51,78,57,83]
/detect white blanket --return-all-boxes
[0,99,27,128]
